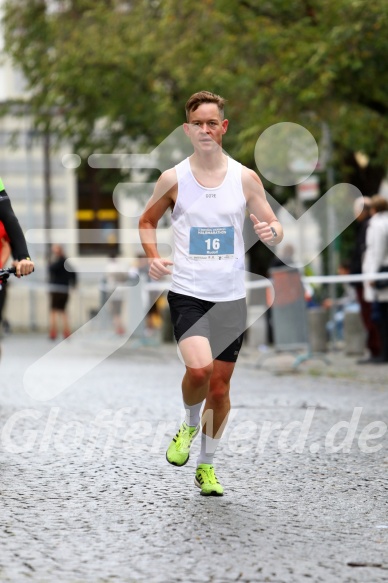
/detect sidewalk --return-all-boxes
[0,333,387,583]
[105,332,388,385]
[248,344,388,384]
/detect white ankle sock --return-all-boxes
[196,432,220,466]
[184,400,203,427]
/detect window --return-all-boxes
[77,166,121,256]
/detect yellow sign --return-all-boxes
[76,209,118,221]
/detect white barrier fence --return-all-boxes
[3,270,388,337]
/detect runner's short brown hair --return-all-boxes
[185,91,226,121]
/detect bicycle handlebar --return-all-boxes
[0,266,17,282]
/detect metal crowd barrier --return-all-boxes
[4,270,388,350]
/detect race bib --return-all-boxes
[189,226,234,259]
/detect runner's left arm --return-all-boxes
[242,167,284,245]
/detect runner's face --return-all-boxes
[184,103,228,150]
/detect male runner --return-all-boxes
[0,178,34,276]
[139,91,283,495]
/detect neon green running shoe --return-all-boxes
[166,422,199,467]
[194,464,224,496]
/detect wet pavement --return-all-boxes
[0,333,387,582]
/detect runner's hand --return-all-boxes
[149,258,173,280]
[250,214,275,245]
[14,258,35,278]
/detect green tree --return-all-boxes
[4,0,387,274]
[2,0,387,184]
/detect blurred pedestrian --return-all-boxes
[48,244,77,339]
[0,221,11,333]
[362,195,388,363]
[136,253,163,336]
[350,197,381,363]
[323,260,358,340]
[105,251,127,335]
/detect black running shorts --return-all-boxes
[167,291,247,363]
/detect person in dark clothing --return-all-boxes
[350,196,381,362]
[48,244,77,339]
[362,195,388,363]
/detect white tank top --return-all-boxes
[170,156,246,301]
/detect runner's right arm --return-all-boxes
[138,169,177,280]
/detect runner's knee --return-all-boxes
[186,363,213,386]
[207,382,230,404]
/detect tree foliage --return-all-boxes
[3,0,388,185]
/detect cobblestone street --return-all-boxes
[0,333,387,583]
